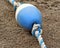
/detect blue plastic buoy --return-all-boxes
[7,1,47,48]
[15,4,42,30]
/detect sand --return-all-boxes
[0,0,60,48]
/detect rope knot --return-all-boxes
[31,24,42,36]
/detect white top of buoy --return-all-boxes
[15,4,36,21]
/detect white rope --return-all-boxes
[8,0,21,7]
[32,24,47,48]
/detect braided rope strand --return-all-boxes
[32,24,47,48]
[35,31,47,48]
[7,0,21,7]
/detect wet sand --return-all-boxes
[0,0,60,48]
